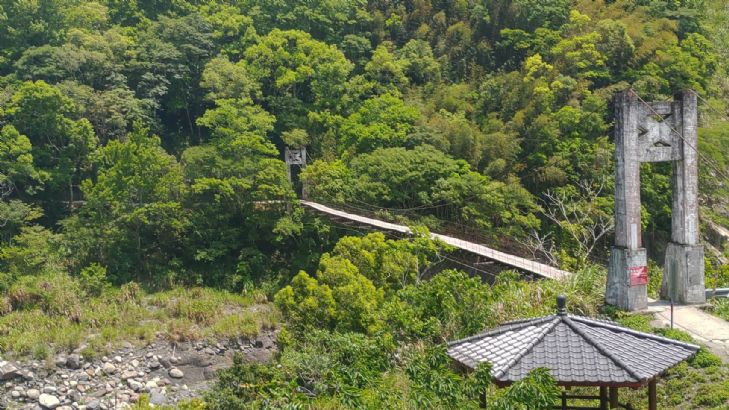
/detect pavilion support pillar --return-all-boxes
[648,380,657,410]
[599,386,608,410]
[609,387,619,409]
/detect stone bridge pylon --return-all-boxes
[607,90,705,311]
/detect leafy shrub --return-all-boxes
[274,270,337,329]
[402,344,482,408]
[693,382,729,406]
[7,273,82,319]
[275,254,384,333]
[709,298,729,322]
[690,348,723,369]
[392,269,492,340]
[647,260,663,299]
[654,328,694,343]
[206,357,296,409]
[491,368,560,410]
[207,330,394,409]
[615,313,652,333]
[0,226,61,278]
[117,281,143,304]
[78,263,110,296]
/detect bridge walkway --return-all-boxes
[301,200,570,280]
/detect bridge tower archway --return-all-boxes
[607,90,705,311]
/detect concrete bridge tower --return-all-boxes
[607,90,705,311]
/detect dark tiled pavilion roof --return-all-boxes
[447,298,699,386]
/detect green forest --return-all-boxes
[0,0,729,409]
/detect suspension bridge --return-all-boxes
[301,200,570,280]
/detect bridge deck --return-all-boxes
[301,201,570,280]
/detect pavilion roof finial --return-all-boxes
[557,295,566,316]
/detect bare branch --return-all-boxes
[515,229,559,267]
[539,179,614,265]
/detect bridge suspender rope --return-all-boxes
[301,200,570,281]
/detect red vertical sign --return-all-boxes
[629,266,648,286]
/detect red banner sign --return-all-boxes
[629,266,648,286]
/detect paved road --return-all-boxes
[648,300,729,361]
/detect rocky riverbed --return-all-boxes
[0,330,277,409]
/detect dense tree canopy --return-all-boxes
[0,0,727,408]
[0,0,723,289]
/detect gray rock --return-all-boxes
[68,390,81,403]
[128,379,143,392]
[85,399,101,410]
[10,390,20,398]
[54,356,67,368]
[38,393,61,409]
[158,357,171,368]
[66,354,82,370]
[148,360,160,370]
[190,354,212,367]
[89,387,107,398]
[168,368,184,379]
[149,389,167,405]
[203,366,218,380]
[102,362,116,374]
[18,369,34,380]
[27,388,41,399]
[43,386,57,394]
[130,359,139,367]
[121,370,136,380]
[0,361,19,380]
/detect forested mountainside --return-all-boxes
[0,0,728,409]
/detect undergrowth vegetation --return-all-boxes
[0,273,276,360]
[204,233,727,409]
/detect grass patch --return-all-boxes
[693,381,729,406]
[212,306,279,340]
[614,312,653,333]
[708,298,729,322]
[0,273,278,360]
